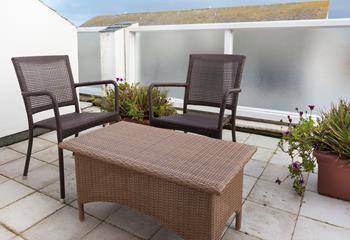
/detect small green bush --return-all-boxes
[97,79,177,122]
[279,99,350,195]
[279,106,317,195]
[314,100,350,159]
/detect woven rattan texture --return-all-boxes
[187,55,242,107]
[152,112,229,130]
[35,112,119,138]
[75,155,244,240]
[14,56,75,111]
[60,122,256,194]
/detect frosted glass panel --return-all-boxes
[137,30,224,99]
[235,27,350,112]
[137,27,350,112]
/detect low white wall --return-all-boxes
[99,29,126,80]
[78,27,127,96]
[0,0,78,138]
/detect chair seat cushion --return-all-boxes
[35,112,120,137]
[151,112,230,131]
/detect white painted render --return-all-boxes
[78,24,135,95]
[100,29,126,80]
[0,0,78,138]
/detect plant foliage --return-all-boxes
[314,100,350,159]
[97,79,177,122]
[279,100,350,195]
[279,106,316,195]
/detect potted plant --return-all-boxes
[95,78,177,124]
[279,100,350,201]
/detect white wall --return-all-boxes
[78,27,127,96]
[0,0,78,137]
[100,29,126,80]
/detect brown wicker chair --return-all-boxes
[12,55,120,201]
[148,54,245,141]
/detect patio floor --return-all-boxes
[1,112,350,239]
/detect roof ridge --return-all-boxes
[81,0,329,27]
[90,0,329,19]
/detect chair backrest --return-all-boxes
[185,54,246,109]
[12,55,78,114]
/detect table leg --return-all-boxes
[235,210,241,230]
[78,202,85,221]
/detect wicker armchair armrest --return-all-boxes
[74,80,117,88]
[22,91,63,139]
[74,80,119,113]
[149,83,188,88]
[218,88,242,128]
[148,83,188,120]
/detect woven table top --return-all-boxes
[60,121,256,195]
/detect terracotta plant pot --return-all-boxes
[315,151,350,201]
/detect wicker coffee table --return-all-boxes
[60,121,256,240]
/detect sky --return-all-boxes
[42,0,350,26]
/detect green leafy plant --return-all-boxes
[313,100,350,159]
[97,78,177,122]
[279,106,317,195]
[279,100,350,195]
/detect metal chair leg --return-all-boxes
[231,125,236,142]
[58,147,66,201]
[23,128,34,178]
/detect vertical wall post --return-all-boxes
[224,29,234,54]
[125,27,137,84]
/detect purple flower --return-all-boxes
[313,142,320,149]
[308,105,315,111]
[275,178,282,185]
[299,177,305,185]
[299,111,304,117]
[283,129,290,135]
[291,161,301,171]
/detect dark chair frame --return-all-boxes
[148,54,245,141]
[12,55,119,201]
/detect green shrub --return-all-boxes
[279,99,350,195]
[279,106,317,195]
[314,100,350,159]
[97,79,177,122]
